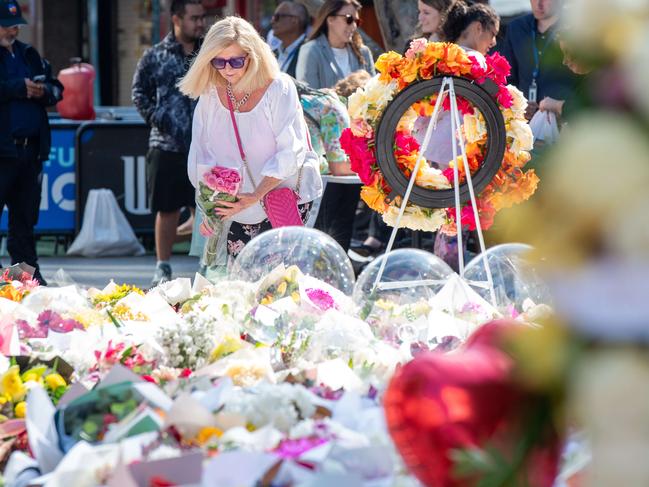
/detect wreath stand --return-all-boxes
[371,76,499,307]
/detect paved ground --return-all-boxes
[37,255,200,289]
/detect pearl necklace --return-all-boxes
[226,82,250,112]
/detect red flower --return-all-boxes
[442,96,475,116]
[485,52,511,86]
[384,321,561,487]
[142,375,157,384]
[469,57,487,82]
[496,86,514,108]
[394,130,420,156]
[340,128,376,185]
[179,368,192,378]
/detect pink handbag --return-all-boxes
[227,92,304,228]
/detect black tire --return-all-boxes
[375,76,506,209]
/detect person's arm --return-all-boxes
[0,78,28,102]
[539,96,564,117]
[320,95,353,175]
[36,58,63,107]
[295,42,321,88]
[131,50,159,126]
[363,47,376,76]
[187,94,208,188]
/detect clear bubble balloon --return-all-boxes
[353,249,454,342]
[230,227,355,295]
[463,243,552,312]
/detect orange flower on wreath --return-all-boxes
[361,184,389,213]
[399,57,421,87]
[436,44,473,76]
[419,43,446,79]
[375,51,404,84]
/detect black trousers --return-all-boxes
[0,142,43,271]
[314,182,361,252]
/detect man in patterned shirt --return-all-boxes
[132,0,205,286]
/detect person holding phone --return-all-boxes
[0,1,63,285]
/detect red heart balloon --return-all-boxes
[384,320,561,487]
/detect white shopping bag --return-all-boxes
[67,188,145,257]
[529,110,560,145]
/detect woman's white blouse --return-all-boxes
[187,73,323,224]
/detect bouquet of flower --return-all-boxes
[196,166,241,269]
[0,267,39,302]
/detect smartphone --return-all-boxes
[32,75,46,83]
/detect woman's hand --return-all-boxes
[539,97,565,117]
[214,193,260,218]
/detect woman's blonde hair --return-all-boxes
[178,16,279,98]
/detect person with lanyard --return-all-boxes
[0,1,63,285]
[500,0,578,120]
[270,1,310,78]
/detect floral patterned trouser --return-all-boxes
[226,203,312,258]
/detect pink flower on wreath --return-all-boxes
[306,288,337,311]
[442,96,475,116]
[340,128,375,185]
[470,57,488,82]
[405,37,428,59]
[496,86,514,108]
[394,131,420,156]
[485,52,511,86]
[350,118,373,138]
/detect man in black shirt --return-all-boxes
[0,1,63,285]
[500,0,578,120]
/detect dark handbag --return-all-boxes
[226,90,304,228]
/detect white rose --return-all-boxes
[507,119,534,154]
[463,113,487,143]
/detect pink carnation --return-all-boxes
[496,86,514,108]
[340,128,375,185]
[405,38,428,59]
[485,52,511,86]
[306,288,337,311]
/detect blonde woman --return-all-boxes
[179,16,322,258]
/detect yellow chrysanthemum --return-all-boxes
[44,373,67,390]
[196,426,223,445]
[210,336,244,362]
[1,366,26,402]
[14,401,27,419]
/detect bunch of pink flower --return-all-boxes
[197,166,241,237]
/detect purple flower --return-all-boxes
[36,310,83,334]
[274,437,329,459]
[17,319,47,339]
[305,288,337,311]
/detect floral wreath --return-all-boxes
[340,39,538,234]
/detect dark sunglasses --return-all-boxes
[331,14,361,26]
[210,55,248,70]
[272,13,297,22]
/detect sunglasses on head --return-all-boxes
[331,14,361,26]
[210,55,248,70]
